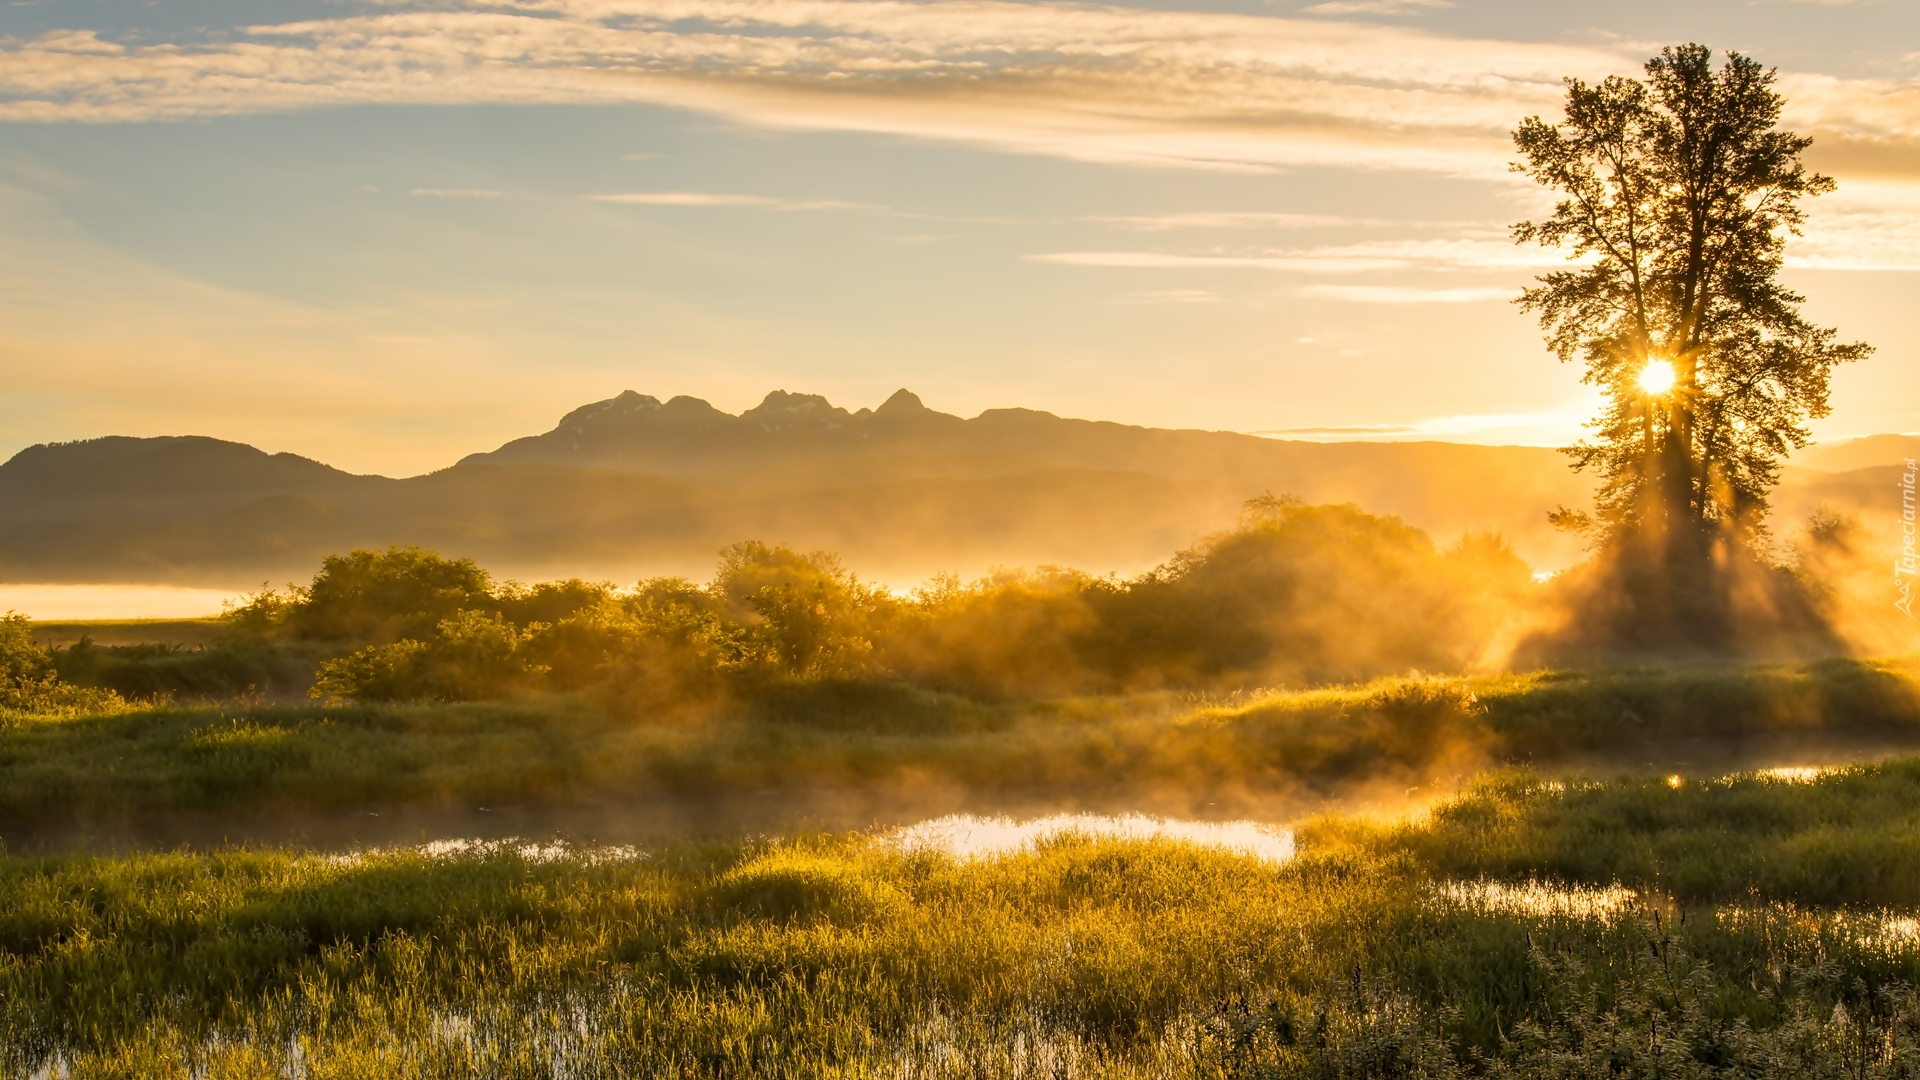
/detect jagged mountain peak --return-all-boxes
[471,388,967,470]
[556,390,661,433]
[740,390,853,433]
[877,388,927,415]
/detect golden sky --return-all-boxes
[2,0,1917,475]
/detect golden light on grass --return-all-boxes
[1639,359,1677,395]
[1667,774,1685,789]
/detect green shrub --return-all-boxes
[0,614,122,715]
[310,639,432,702]
[52,637,321,700]
[714,541,886,676]
[1077,497,1534,687]
[310,612,539,702]
[290,546,495,643]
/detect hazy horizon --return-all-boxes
[9,385,1915,483]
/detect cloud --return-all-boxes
[1255,408,1589,443]
[1788,179,1920,270]
[1041,204,1920,275]
[587,191,872,210]
[1257,423,1416,435]
[1299,0,1454,15]
[1030,236,1568,274]
[1084,211,1375,231]
[0,1,1910,188]
[1120,289,1223,303]
[0,0,1639,176]
[1296,283,1510,303]
[1032,250,1378,272]
[411,187,507,197]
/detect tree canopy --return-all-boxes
[1512,44,1869,554]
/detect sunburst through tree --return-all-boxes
[1511,43,1871,647]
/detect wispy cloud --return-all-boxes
[1120,289,1223,303]
[1299,0,1454,16]
[588,191,872,210]
[1030,237,1568,274]
[0,1,1911,188]
[0,0,1638,176]
[1255,409,1588,443]
[1788,179,1920,270]
[1084,212,1374,231]
[1257,423,1416,435]
[1032,251,1372,272]
[1297,283,1511,303]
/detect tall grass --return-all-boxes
[1351,757,1920,907]
[15,761,1920,1075]
[5,659,1918,830]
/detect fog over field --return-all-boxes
[5,386,1914,599]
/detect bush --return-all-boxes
[0,614,122,714]
[878,568,1097,699]
[496,577,615,626]
[290,546,495,643]
[525,579,739,702]
[1076,498,1534,688]
[311,612,540,702]
[53,638,322,700]
[714,541,886,676]
[229,498,1551,706]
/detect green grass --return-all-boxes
[4,659,1919,829]
[1348,758,1920,907]
[15,762,1920,1075]
[28,618,227,649]
[13,658,1920,1074]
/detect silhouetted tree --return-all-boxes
[1515,44,1867,547]
[1512,44,1869,645]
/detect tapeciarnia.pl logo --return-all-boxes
[1899,457,1917,619]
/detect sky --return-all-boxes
[1,0,1918,477]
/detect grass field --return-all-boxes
[11,657,1920,1076]
[5,658,1919,833]
[12,762,1920,1076]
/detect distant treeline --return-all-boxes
[8,488,1890,713]
[181,495,1529,706]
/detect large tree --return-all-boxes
[1512,44,1869,563]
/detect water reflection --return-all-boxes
[1433,879,1638,921]
[321,837,645,868]
[887,813,1296,862]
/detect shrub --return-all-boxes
[1077,497,1535,687]
[290,547,494,643]
[878,568,1097,698]
[0,614,123,714]
[714,541,888,676]
[310,612,541,702]
[525,579,739,702]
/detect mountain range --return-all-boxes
[1,389,1910,588]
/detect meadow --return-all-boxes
[6,659,1920,836]
[8,502,1920,1076]
[10,653,1920,1076]
[15,761,1920,1076]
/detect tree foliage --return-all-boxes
[0,613,122,714]
[291,547,495,643]
[1512,44,1869,551]
[285,499,1532,704]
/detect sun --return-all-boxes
[1638,359,1676,395]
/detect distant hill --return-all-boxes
[22,386,1848,588]
[1793,434,1920,475]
